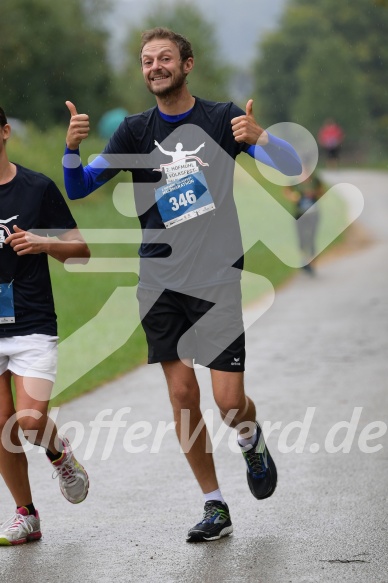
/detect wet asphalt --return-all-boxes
[0,169,387,583]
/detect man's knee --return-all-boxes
[214,392,246,417]
[168,382,200,411]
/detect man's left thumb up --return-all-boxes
[246,99,254,117]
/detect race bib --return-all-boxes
[0,282,15,324]
[155,171,215,229]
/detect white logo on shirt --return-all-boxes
[153,140,209,184]
[0,216,18,249]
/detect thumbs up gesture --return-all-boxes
[231,99,268,145]
[65,100,90,150]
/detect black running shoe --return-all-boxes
[240,422,277,500]
[186,501,233,542]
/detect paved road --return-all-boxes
[1,170,387,583]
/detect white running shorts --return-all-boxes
[0,334,59,382]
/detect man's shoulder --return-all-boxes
[194,98,244,121]
[195,97,235,111]
[123,106,158,127]
[111,107,158,144]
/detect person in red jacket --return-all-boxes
[318,119,344,167]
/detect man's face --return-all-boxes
[141,39,192,97]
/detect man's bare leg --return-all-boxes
[211,370,256,436]
[162,359,219,494]
[211,369,277,500]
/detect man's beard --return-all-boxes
[147,67,187,98]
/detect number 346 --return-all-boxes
[169,190,197,211]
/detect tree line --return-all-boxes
[1,0,387,152]
[254,0,388,149]
[0,0,230,129]
[0,0,116,127]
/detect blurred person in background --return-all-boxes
[284,168,324,275]
[318,118,344,167]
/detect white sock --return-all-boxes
[203,488,225,504]
[238,427,258,449]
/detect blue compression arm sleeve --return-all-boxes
[63,146,113,200]
[247,133,302,176]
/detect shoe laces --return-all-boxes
[52,455,78,485]
[202,502,222,523]
[2,513,32,534]
[244,446,266,475]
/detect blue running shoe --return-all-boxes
[187,501,233,542]
[240,422,277,500]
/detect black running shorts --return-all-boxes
[137,282,245,371]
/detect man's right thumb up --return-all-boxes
[66,101,78,117]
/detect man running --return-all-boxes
[63,28,302,542]
[0,107,90,545]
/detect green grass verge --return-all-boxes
[7,126,347,406]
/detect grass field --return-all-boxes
[7,125,347,406]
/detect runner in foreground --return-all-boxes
[63,28,302,542]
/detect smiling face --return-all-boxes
[141,39,193,98]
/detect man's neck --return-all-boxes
[0,155,16,185]
[156,88,195,116]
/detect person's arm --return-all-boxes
[5,225,90,264]
[63,100,119,200]
[231,99,302,176]
[246,134,302,176]
[63,146,114,200]
[5,178,90,262]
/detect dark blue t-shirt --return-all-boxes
[63,97,302,291]
[100,99,249,290]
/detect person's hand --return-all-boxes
[65,101,90,150]
[5,225,47,256]
[231,99,268,146]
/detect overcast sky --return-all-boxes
[106,0,288,67]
